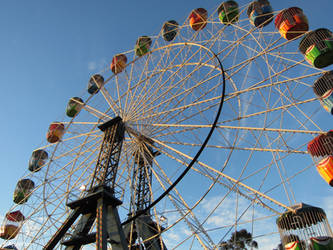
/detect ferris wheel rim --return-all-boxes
[121,43,226,226]
[3,1,333,249]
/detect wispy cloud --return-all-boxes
[88,61,98,71]
[87,58,108,72]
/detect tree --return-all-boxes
[219,229,258,250]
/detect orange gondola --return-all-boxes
[308,130,333,157]
[111,54,127,74]
[189,8,208,31]
[46,122,65,143]
[317,156,333,186]
[275,7,308,40]
[308,130,333,186]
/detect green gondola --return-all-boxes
[135,36,152,56]
[218,1,239,25]
[299,28,333,68]
[66,97,84,118]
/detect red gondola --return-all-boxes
[308,131,333,157]
[46,122,65,143]
[189,8,208,31]
[275,7,308,40]
[111,54,127,74]
[317,156,333,186]
[0,211,24,240]
[308,131,333,186]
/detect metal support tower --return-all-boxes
[44,116,127,250]
[123,137,167,250]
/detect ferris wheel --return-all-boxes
[1,1,333,249]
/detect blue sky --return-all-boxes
[0,0,333,249]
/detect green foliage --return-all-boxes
[219,229,258,250]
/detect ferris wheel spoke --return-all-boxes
[48,136,101,162]
[225,69,321,102]
[150,119,217,140]
[131,74,221,125]
[21,211,52,248]
[273,150,297,204]
[113,74,125,118]
[241,44,316,123]
[216,25,268,65]
[263,134,294,206]
[127,49,220,123]
[272,85,322,131]
[221,35,287,75]
[57,129,101,144]
[127,53,155,110]
[238,137,309,187]
[154,139,282,239]
[152,157,213,239]
[217,125,322,135]
[155,141,278,244]
[153,137,294,213]
[146,70,222,128]
[135,93,220,131]
[82,103,113,121]
[123,45,173,116]
[93,81,120,116]
[42,139,100,200]
[220,98,317,125]
[122,54,138,118]
[44,150,98,183]
[161,140,307,155]
[239,126,304,208]
[127,46,217,121]
[151,158,215,247]
[147,123,311,154]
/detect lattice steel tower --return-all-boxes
[123,135,166,249]
[45,117,127,250]
[45,116,166,250]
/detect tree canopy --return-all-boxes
[219,229,258,250]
